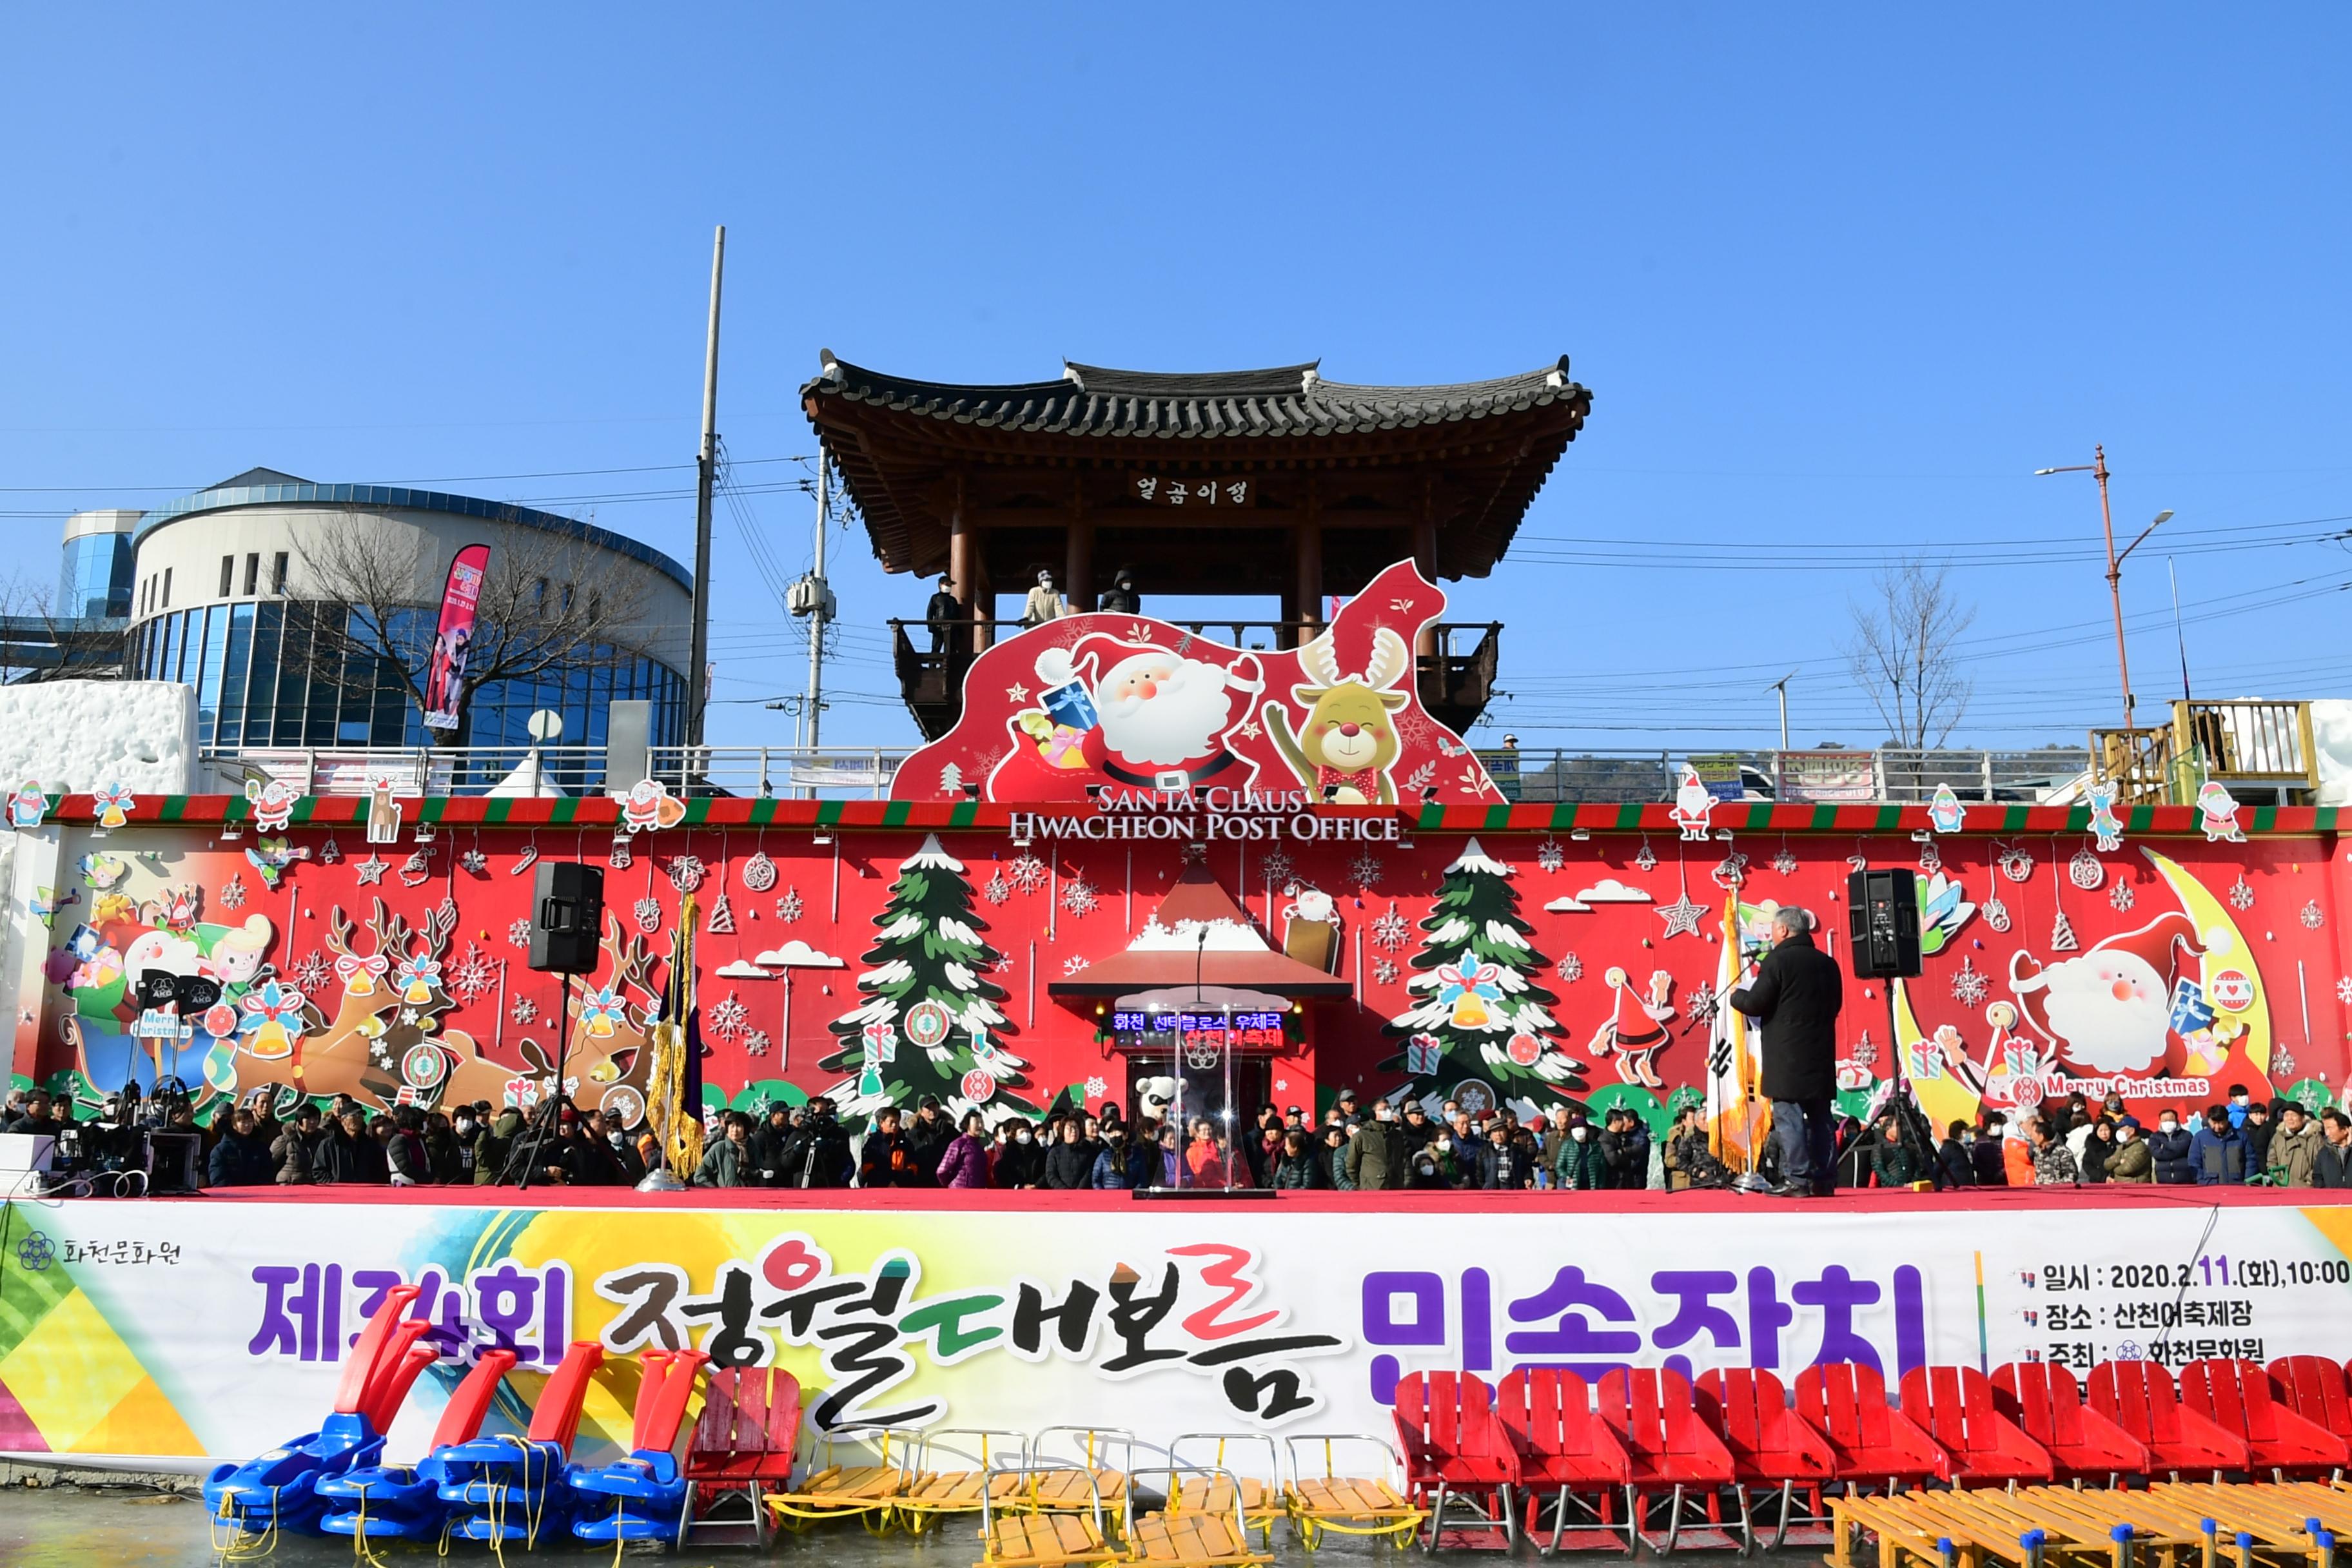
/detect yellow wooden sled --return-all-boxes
[1023,1426,1138,1533]
[1165,1435,1286,1545]
[978,1459,1122,1568]
[1281,1434,1427,1551]
[764,1426,914,1534]
[1128,1465,1275,1568]
[895,1428,1030,1536]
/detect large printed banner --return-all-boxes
[4,1197,2352,1465]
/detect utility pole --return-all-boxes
[1769,671,1794,751]
[805,460,830,750]
[2036,446,2171,734]
[687,223,725,749]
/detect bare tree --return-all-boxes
[1843,560,1975,749]
[295,516,656,744]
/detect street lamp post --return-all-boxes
[2034,445,2171,732]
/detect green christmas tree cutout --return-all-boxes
[822,834,1033,1123]
[1380,836,1580,1112]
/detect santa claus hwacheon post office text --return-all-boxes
[1006,790,1407,843]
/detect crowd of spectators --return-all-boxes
[6,1078,2347,1193]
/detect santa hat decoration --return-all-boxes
[1040,632,1266,695]
[2093,909,2215,983]
[1609,966,1669,1043]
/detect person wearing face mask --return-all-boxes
[1554,1113,1606,1190]
[1091,1122,1141,1189]
[424,1110,466,1183]
[993,1119,1046,1189]
[2149,1109,2197,1184]
[2104,1116,2153,1182]
[1477,1122,1531,1190]
[1344,1100,1409,1191]
[1969,1114,2008,1186]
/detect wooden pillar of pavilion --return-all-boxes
[1413,475,1440,656]
[1291,479,1324,650]
[1065,475,1095,612]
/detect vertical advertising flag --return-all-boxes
[421,544,491,732]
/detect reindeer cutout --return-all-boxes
[1263,625,1413,804]
[244,900,666,1125]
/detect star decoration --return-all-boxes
[1236,719,1262,741]
[1658,890,1707,939]
[353,854,387,885]
[1006,682,1030,702]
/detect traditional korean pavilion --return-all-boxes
[801,352,1592,738]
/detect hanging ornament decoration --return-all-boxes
[2068,848,2105,890]
[1951,955,1990,1008]
[1983,896,2012,934]
[1370,903,1412,952]
[609,835,633,870]
[2051,909,2080,952]
[705,992,750,1039]
[1656,859,1708,940]
[1371,957,1399,986]
[981,870,1011,906]
[742,848,778,893]
[507,917,532,949]
[1997,843,2034,883]
[511,996,538,1025]
[318,837,342,865]
[634,896,663,934]
[1633,837,1659,873]
[1536,837,1565,874]
[667,855,706,894]
[1710,848,1749,890]
[1257,846,1295,889]
[1061,878,1099,917]
[2273,1044,2297,1079]
[776,888,804,923]
[707,890,735,935]
[2109,881,2136,912]
[1771,843,1799,878]
[1558,952,1583,984]
[1433,951,1507,1030]
[2302,899,2326,931]
[460,847,489,876]
[447,943,499,1004]
[2227,874,2255,912]
[1917,841,1943,874]
[1008,854,1049,894]
[743,1030,771,1057]
[219,872,248,910]
[1347,848,1385,889]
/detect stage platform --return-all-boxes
[6,1183,2351,1470]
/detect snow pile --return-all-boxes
[0,681,196,795]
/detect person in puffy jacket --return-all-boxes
[1044,1119,1097,1190]
[2148,1111,2197,1184]
[2104,1117,2154,1182]
[2191,1107,2248,1184]
[694,1114,753,1186]
[1090,1125,1140,1188]
[858,1108,917,1187]
[208,1108,275,1186]
[933,1112,992,1189]
[1933,1122,1975,1190]
[1970,1114,2008,1186]
[273,1106,322,1184]
[2269,1102,2322,1187]
[2003,1124,2037,1186]
[1271,1130,1328,1189]
[1555,1116,1607,1190]
[1870,1115,1924,1188]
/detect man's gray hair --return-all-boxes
[1771,906,1812,937]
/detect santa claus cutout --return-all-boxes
[1589,966,1676,1088]
[992,633,1268,801]
[2006,909,2230,1080]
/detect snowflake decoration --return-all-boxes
[1998,845,2034,883]
[2051,910,2079,952]
[742,1030,771,1058]
[1370,904,1412,952]
[1850,1032,1877,1070]
[1951,956,1990,1008]
[511,996,538,1025]
[1536,838,1565,874]
[980,870,1010,905]
[1008,854,1048,894]
[1684,981,1719,1022]
[608,836,632,870]
[1634,839,1659,872]
[707,891,734,935]
[219,873,247,910]
[634,896,663,934]
[507,917,532,949]
[776,888,804,923]
[460,848,489,875]
[2338,976,2352,1006]
[667,855,706,893]
[447,943,499,1005]
[742,850,778,892]
[1771,847,1798,877]
[318,837,342,865]
[1257,847,1295,888]
[2274,1044,2298,1079]
[1346,850,1384,889]
[1983,896,2011,934]
[2302,899,2326,930]
[2108,880,2135,912]
[1061,878,1099,916]
[290,952,333,992]
[1558,952,1583,984]
[1084,1075,1108,1100]
[2228,874,2255,911]
[1372,957,1399,986]
[2068,848,2104,890]
[1061,954,1092,977]
[705,992,750,1039]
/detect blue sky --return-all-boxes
[4,6,2347,754]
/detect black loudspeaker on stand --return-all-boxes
[1845,868,1938,1172]
[506,863,605,1189]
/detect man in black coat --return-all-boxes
[1729,906,1843,1197]
[924,575,966,652]
[2316,1111,2352,1188]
